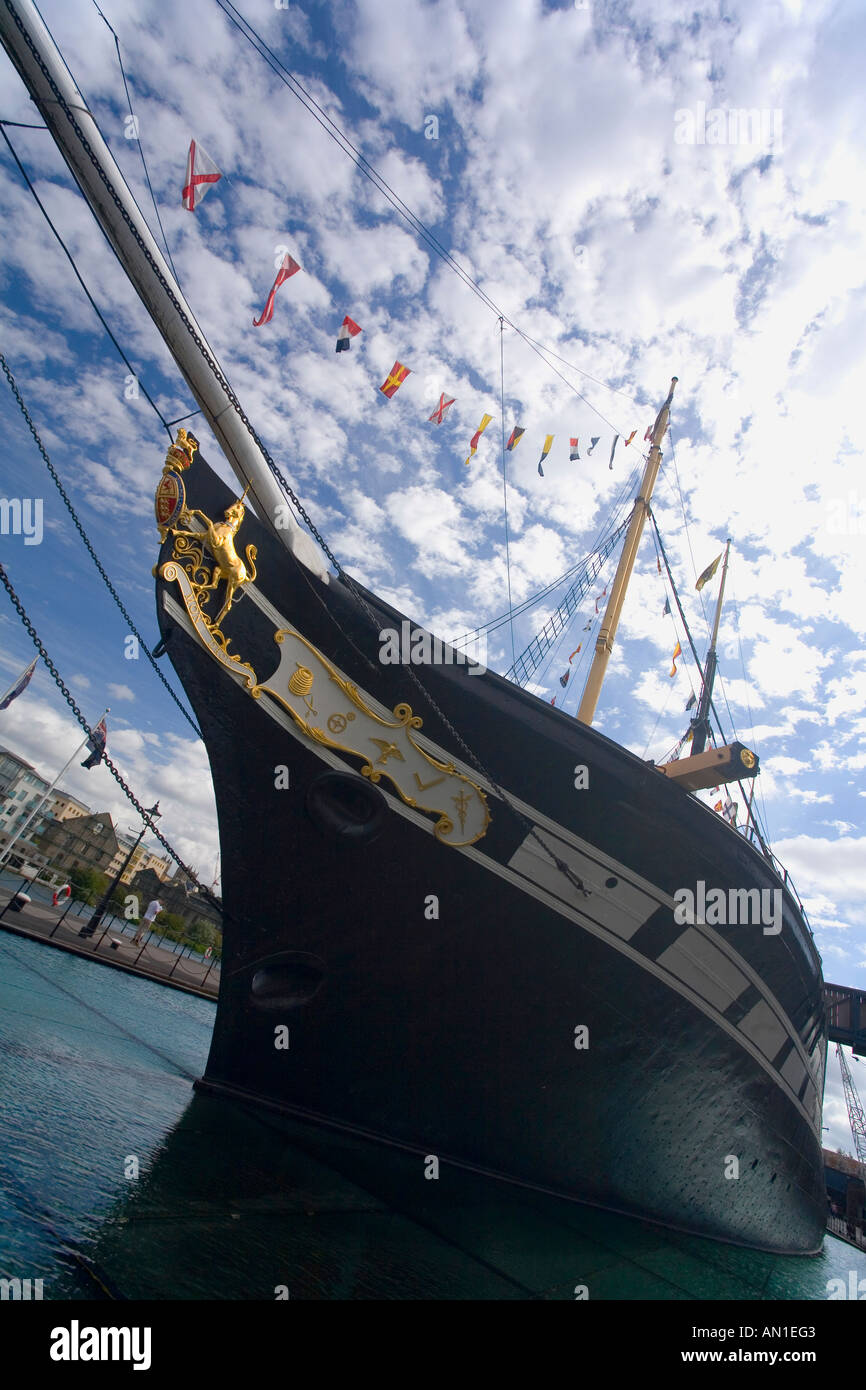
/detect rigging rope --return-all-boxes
[0,353,202,739]
[0,122,174,439]
[213,0,645,437]
[506,519,629,686]
[0,563,219,913]
[650,510,772,852]
[451,458,642,647]
[89,0,180,283]
[4,2,595,905]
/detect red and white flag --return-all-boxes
[336,316,362,352]
[182,139,222,211]
[253,253,301,327]
[427,393,456,424]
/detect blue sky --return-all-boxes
[1,0,865,1147]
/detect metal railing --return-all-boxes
[826,1214,866,1250]
[734,820,815,941]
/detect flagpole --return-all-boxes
[577,378,677,726]
[0,708,109,867]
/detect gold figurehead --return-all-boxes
[155,429,257,634]
[154,432,489,847]
[171,488,258,629]
[166,427,198,472]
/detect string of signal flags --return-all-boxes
[182,139,648,476]
[552,549,723,704]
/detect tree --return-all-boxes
[109,882,129,916]
[68,866,108,906]
[152,910,185,943]
[187,918,216,950]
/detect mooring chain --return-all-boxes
[0,562,222,915]
[9,4,589,898]
[0,353,202,739]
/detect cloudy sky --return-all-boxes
[1,0,864,1146]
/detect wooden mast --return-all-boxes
[659,534,760,794]
[577,377,677,726]
[689,538,730,755]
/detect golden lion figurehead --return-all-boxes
[165,427,199,473]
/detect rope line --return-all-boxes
[0,562,219,912]
[0,352,202,739]
[214,0,646,437]
[0,122,174,438]
[89,0,180,283]
[2,0,624,903]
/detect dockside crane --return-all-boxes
[837,1044,866,1183]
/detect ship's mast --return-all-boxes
[689,538,731,756]
[577,377,677,726]
[0,0,328,580]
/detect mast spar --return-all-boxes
[689,538,731,756]
[0,0,329,581]
[577,377,677,726]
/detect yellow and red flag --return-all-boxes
[380,361,411,398]
[695,553,722,591]
[669,641,682,678]
[465,414,493,465]
[538,434,554,476]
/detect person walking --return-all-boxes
[133,897,162,946]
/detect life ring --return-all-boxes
[52,884,71,906]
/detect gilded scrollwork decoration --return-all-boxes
[254,629,491,847]
[155,429,258,683]
[153,431,491,846]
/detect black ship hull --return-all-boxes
[157,458,828,1255]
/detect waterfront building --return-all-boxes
[130,866,222,933]
[47,788,91,822]
[37,811,119,877]
[0,746,53,863]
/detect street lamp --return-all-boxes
[79,802,161,941]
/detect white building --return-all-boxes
[0,746,52,864]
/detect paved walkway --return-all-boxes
[0,887,220,999]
